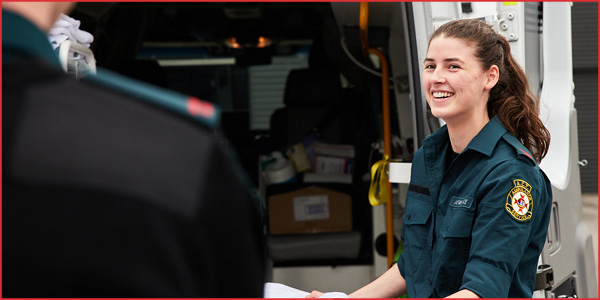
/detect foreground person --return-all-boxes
[3,2,265,297]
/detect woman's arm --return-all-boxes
[446,289,480,298]
[349,266,407,298]
[306,266,406,298]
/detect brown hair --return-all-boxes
[429,19,550,163]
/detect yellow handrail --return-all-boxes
[359,2,369,55]
[360,2,395,268]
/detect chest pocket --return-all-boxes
[401,192,433,277]
[441,209,475,238]
[435,197,476,289]
[433,197,475,290]
[441,196,475,238]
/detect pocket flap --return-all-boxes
[441,210,474,238]
[403,199,433,225]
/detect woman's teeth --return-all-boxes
[433,92,454,98]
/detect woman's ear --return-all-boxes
[484,65,499,90]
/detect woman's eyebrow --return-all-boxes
[424,57,465,63]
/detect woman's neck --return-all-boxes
[446,115,490,153]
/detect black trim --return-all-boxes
[405,2,426,148]
[409,183,430,196]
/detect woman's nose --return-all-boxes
[431,69,446,84]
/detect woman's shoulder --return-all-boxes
[487,139,551,192]
[486,133,549,186]
[494,132,538,167]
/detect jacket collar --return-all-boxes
[2,9,62,68]
[423,115,507,157]
[464,115,507,156]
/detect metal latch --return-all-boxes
[481,11,519,42]
[535,264,554,290]
[497,11,519,41]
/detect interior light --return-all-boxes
[224,36,272,49]
[224,37,241,49]
[256,36,272,48]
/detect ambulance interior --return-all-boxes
[67,2,596,297]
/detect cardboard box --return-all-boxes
[268,186,352,235]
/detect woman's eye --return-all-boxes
[449,64,460,69]
[425,65,435,69]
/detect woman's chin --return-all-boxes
[429,109,449,120]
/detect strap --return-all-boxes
[312,106,344,135]
[369,155,390,206]
[287,105,345,149]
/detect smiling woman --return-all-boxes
[422,36,498,150]
[401,19,552,298]
[307,19,554,299]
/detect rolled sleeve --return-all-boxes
[396,254,405,278]
[461,260,511,297]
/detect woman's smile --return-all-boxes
[431,91,455,101]
[422,36,495,126]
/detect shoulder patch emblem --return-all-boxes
[505,179,533,222]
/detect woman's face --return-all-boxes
[422,36,497,125]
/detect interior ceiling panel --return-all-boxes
[73,2,331,44]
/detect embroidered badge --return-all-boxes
[449,196,473,209]
[505,179,533,222]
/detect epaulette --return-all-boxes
[85,68,220,129]
[502,133,537,165]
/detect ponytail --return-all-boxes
[430,19,550,162]
[487,36,550,163]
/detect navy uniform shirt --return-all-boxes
[396,116,552,298]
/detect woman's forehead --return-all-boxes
[430,35,476,49]
[427,36,477,59]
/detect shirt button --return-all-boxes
[407,214,412,220]
[428,279,432,285]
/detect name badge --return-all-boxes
[449,196,474,209]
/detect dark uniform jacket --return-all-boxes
[2,9,265,297]
[396,116,552,298]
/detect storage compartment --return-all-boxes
[267,232,361,262]
[265,182,372,266]
[268,185,352,235]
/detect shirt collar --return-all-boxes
[465,115,507,156]
[2,9,62,68]
[423,115,507,157]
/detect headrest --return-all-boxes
[308,35,334,69]
[283,68,343,107]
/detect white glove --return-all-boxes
[48,13,94,50]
